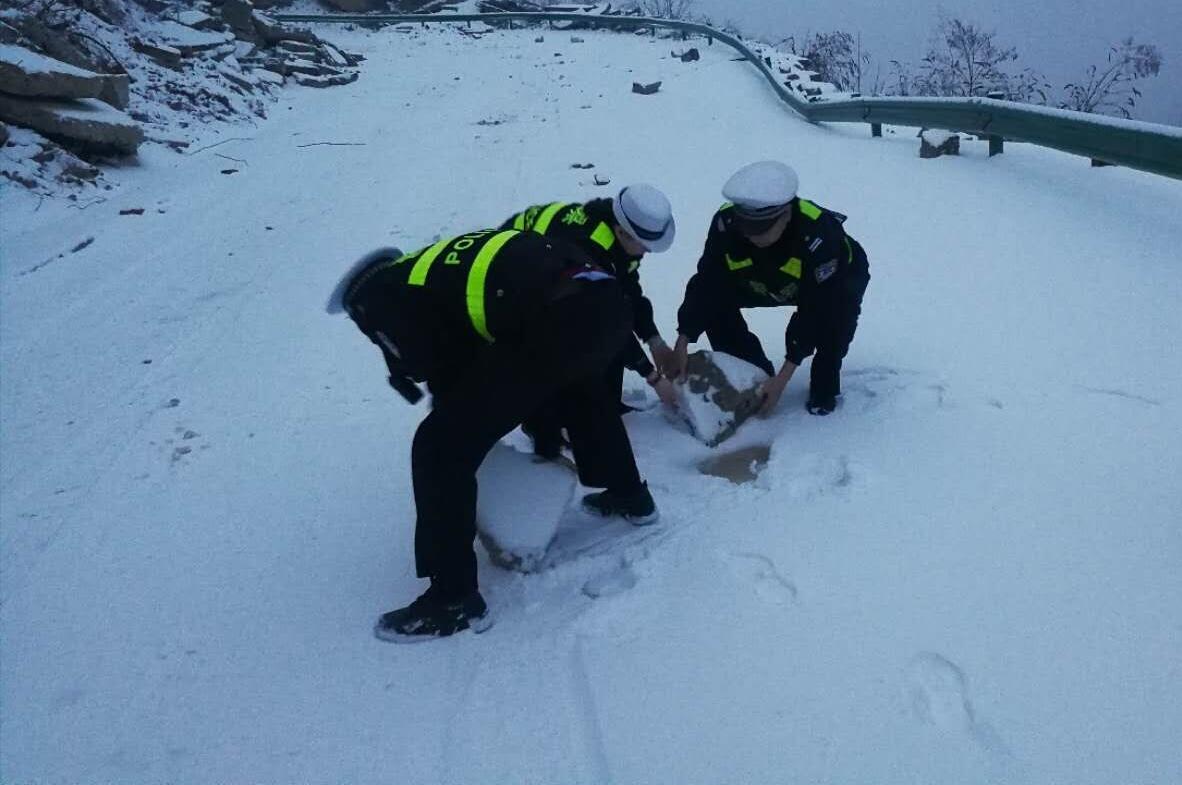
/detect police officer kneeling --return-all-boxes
[667,161,870,415]
[331,229,657,642]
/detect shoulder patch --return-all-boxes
[814,259,838,283]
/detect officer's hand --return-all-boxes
[649,375,679,409]
[666,334,690,382]
[758,371,791,417]
[648,336,676,378]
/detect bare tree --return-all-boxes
[636,0,695,20]
[792,30,870,92]
[1062,38,1163,118]
[914,14,1046,101]
[885,59,916,96]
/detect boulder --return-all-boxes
[131,39,182,69]
[252,13,318,45]
[0,44,107,101]
[920,128,960,158]
[294,70,359,88]
[97,73,130,110]
[674,350,768,446]
[0,95,143,155]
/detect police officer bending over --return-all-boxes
[330,228,657,642]
[666,161,870,416]
[501,184,679,456]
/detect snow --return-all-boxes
[3,21,1182,785]
[922,128,958,146]
[0,43,100,78]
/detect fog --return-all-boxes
[691,0,1182,125]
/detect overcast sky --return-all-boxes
[690,0,1182,125]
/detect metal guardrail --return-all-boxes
[274,11,1182,180]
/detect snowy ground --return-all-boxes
[2,22,1181,785]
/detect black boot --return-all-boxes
[581,482,659,526]
[806,393,838,416]
[374,583,492,643]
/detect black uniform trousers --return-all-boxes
[397,281,641,598]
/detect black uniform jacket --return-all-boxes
[677,198,870,365]
[348,229,603,385]
[501,198,658,378]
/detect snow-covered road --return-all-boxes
[3,22,1181,784]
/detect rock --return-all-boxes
[59,150,101,180]
[283,58,333,77]
[0,44,107,101]
[209,43,238,61]
[920,128,960,159]
[222,0,258,41]
[175,10,218,30]
[131,39,182,69]
[78,0,128,25]
[218,65,255,91]
[674,350,768,447]
[320,43,350,68]
[252,13,318,45]
[156,21,235,56]
[254,68,284,86]
[631,80,661,95]
[0,95,144,155]
[676,47,699,62]
[0,120,8,145]
[97,73,130,110]
[4,17,94,73]
[294,70,359,88]
[276,40,320,57]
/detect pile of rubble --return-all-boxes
[1,0,363,193]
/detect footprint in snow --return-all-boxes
[904,652,1011,757]
[725,551,797,607]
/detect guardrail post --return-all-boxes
[871,123,882,138]
[988,135,1004,156]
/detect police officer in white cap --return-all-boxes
[665,161,870,415]
[501,184,679,456]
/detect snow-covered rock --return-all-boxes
[675,350,768,446]
[0,44,108,101]
[0,94,143,154]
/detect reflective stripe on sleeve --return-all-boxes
[591,221,616,251]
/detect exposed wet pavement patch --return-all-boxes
[697,444,771,484]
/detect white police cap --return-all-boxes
[612,183,676,253]
[722,161,799,210]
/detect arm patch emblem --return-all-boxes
[814,260,838,283]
